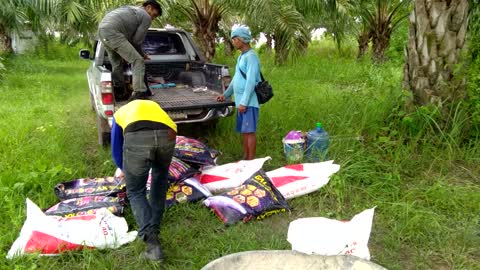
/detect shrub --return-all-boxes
[0,56,5,81]
[467,1,480,136]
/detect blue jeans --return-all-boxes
[123,129,176,240]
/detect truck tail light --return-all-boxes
[105,110,113,116]
[101,93,114,105]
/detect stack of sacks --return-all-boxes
[47,176,126,217]
[198,159,340,225]
[114,136,220,208]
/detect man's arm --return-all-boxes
[239,54,260,106]
[132,13,152,56]
[111,117,125,169]
[223,79,234,98]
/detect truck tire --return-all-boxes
[96,114,111,146]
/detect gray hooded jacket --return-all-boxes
[99,6,152,55]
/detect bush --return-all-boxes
[0,56,5,81]
[31,35,86,61]
[467,2,480,136]
[385,20,409,64]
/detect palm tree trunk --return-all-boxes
[193,27,217,62]
[357,30,370,59]
[265,33,273,54]
[273,32,288,65]
[223,37,234,56]
[403,0,469,106]
[0,27,13,53]
[372,31,390,63]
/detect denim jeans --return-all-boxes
[123,129,176,240]
[98,28,147,93]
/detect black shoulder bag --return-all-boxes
[238,69,274,104]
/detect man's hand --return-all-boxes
[116,169,125,180]
[144,54,151,60]
[216,95,225,102]
[238,105,247,113]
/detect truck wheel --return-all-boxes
[96,114,111,146]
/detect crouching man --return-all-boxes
[111,97,177,261]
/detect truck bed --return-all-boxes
[116,85,235,110]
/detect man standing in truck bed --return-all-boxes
[98,0,161,101]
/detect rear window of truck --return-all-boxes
[143,32,186,55]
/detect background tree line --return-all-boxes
[0,0,477,136]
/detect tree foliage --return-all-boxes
[163,0,238,62]
[357,0,411,62]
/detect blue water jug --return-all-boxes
[305,122,329,161]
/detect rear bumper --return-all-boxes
[105,106,234,128]
[173,106,234,124]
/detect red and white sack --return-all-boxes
[266,160,340,200]
[287,207,375,260]
[198,157,271,193]
[7,199,137,259]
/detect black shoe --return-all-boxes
[128,91,149,101]
[142,242,164,261]
[142,233,163,261]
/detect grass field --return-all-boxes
[0,40,479,270]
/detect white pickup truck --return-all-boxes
[80,28,235,145]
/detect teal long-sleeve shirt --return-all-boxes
[224,49,261,108]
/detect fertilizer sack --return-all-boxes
[145,157,199,190]
[199,157,271,193]
[54,176,125,201]
[287,207,375,260]
[166,177,212,207]
[7,199,137,259]
[174,136,220,166]
[45,195,125,217]
[203,170,289,225]
[266,160,340,200]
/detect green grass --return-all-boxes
[0,40,479,270]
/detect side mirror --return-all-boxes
[79,49,91,60]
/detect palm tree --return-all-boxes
[0,0,28,52]
[244,0,310,65]
[294,0,355,50]
[403,0,470,106]
[0,0,134,53]
[359,0,411,62]
[163,0,237,62]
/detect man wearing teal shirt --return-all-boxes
[217,26,261,160]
